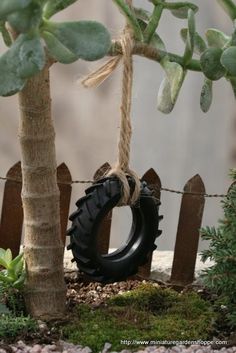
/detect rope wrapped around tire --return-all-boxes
[67,176,162,283]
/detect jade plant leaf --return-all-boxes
[157,77,174,114]
[206,29,231,49]
[164,2,198,19]
[7,2,42,33]
[183,9,195,65]
[221,46,236,76]
[180,28,206,55]
[158,58,185,114]
[0,33,45,96]
[0,21,12,46]
[200,78,213,113]
[200,48,226,80]
[0,0,32,19]
[43,0,77,19]
[42,31,78,63]
[42,21,111,61]
[138,19,166,51]
[217,0,236,21]
[161,57,185,104]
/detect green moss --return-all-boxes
[0,315,37,339]
[61,284,215,353]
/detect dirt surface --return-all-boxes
[0,271,235,353]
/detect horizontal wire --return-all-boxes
[0,175,227,198]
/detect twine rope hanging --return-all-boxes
[107,29,141,206]
[82,1,141,206]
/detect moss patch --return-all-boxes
[61,284,215,352]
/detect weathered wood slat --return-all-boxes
[170,174,205,286]
[0,162,72,255]
[57,163,72,246]
[138,168,162,278]
[0,162,23,257]
[94,162,112,254]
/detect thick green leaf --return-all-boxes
[138,19,166,51]
[42,31,78,63]
[43,0,77,19]
[0,0,32,19]
[221,46,236,76]
[183,9,195,65]
[158,58,185,114]
[0,272,13,283]
[181,28,206,55]
[217,0,236,20]
[200,78,213,113]
[0,21,12,46]
[42,20,111,61]
[206,29,230,49]
[13,270,26,289]
[9,253,24,271]
[163,2,198,19]
[0,258,8,269]
[0,33,45,96]
[161,57,185,103]
[7,2,42,33]
[157,77,174,114]
[4,249,12,266]
[200,48,226,80]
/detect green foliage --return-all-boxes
[201,170,236,328]
[0,249,26,317]
[157,57,185,113]
[0,0,111,96]
[0,32,45,96]
[200,79,213,113]
[43,0,77,19]
[0,0,32,19]
[62,284,214,353]
[0,249,25,290]
[0,315,37,340]
[0,0,235,111]
[7,1,43,33]
[200,48,226,81]
[42,20,111,62]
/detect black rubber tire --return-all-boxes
[67,176,162,283]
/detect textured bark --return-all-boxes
[18,61,66,319]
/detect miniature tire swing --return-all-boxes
[67,8,162,283]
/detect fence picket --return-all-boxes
[0,162,23,257]
[138,168,162,278]
[94,162,112,255]
[0,162,72,255]
[170,174,205,286]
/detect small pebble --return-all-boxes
[30,345,42,353]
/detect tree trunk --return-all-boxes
[18,60,66,319]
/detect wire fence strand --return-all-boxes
[0,175,228,198]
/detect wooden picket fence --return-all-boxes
[0,161,218,286]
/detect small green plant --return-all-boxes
[0,248,26,315]
[201,169,236,329]
[0,315,37,340]
[0,248,25,289]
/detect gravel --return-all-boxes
[0,340,235,353]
